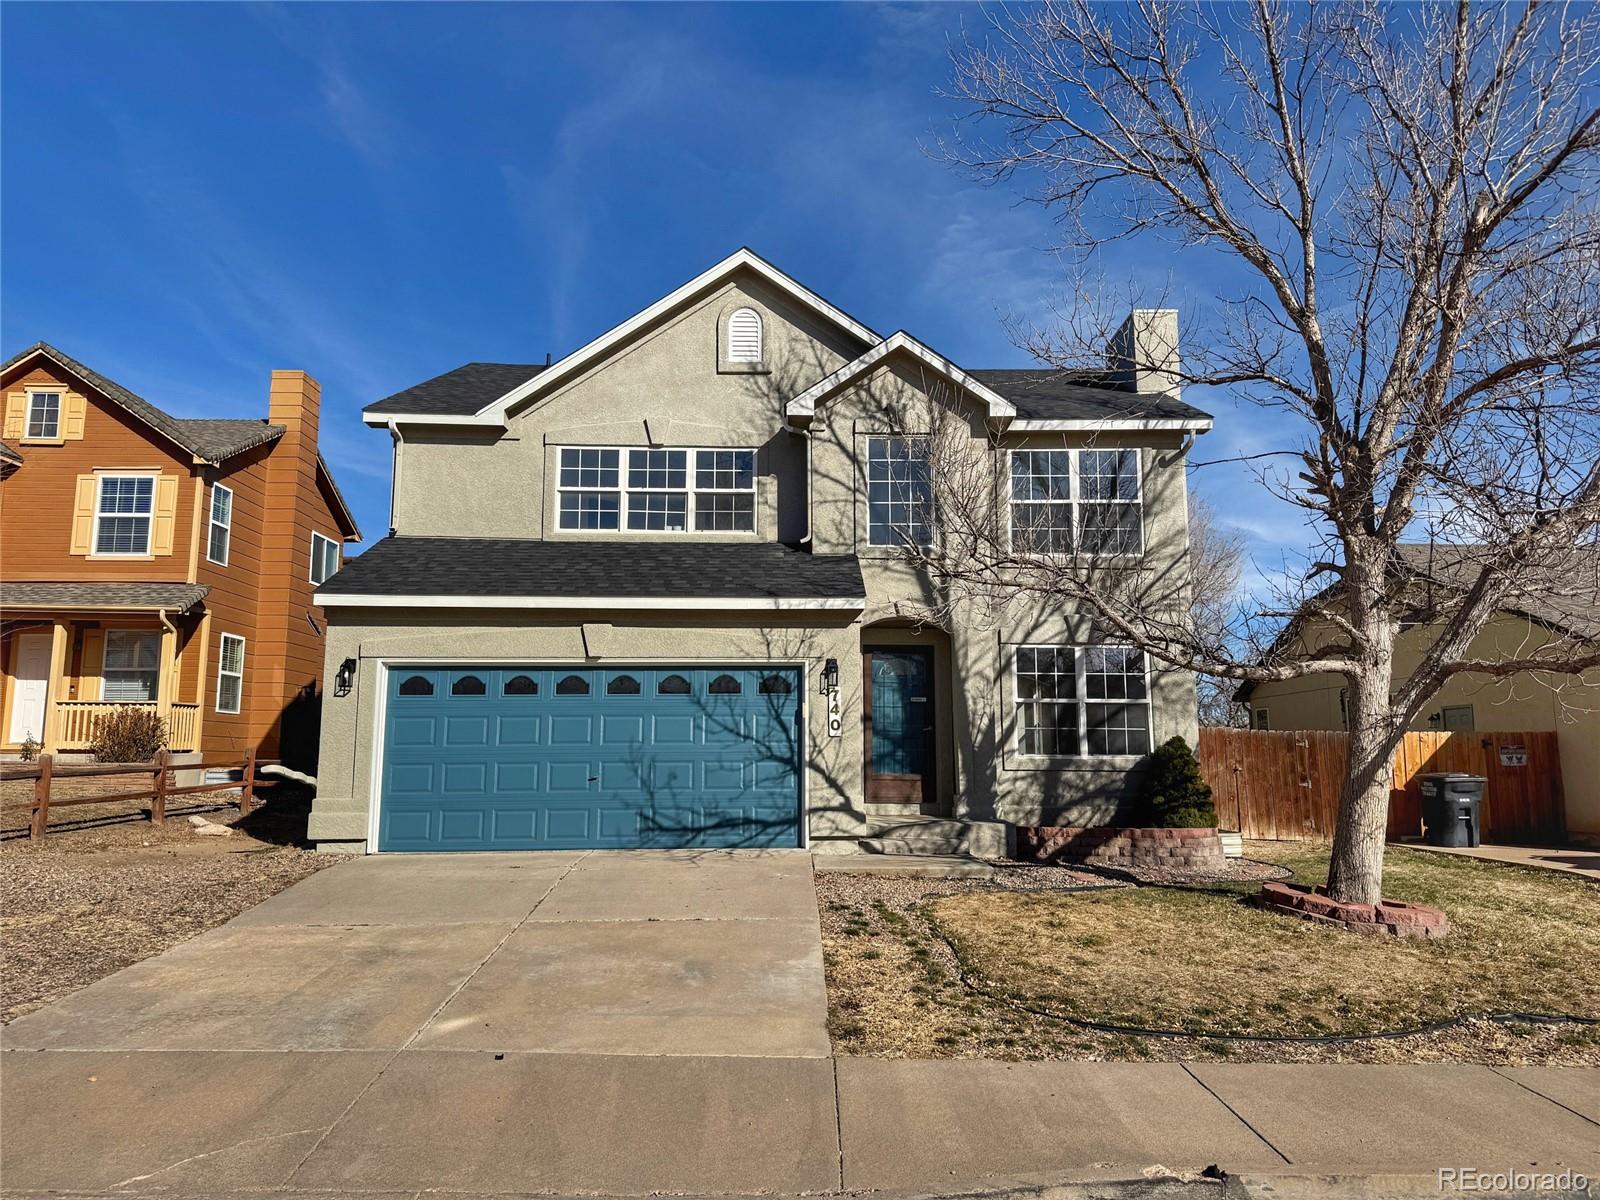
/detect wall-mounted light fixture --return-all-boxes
[822,657,839,694]
[334,658,356,698]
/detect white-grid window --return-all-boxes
[216,633,245,714]
[1007,449,1143,556]
[207,484,233,566]
[102,631,159,702]
[1009,450,1073,553]
[555,446,756,533]
[1013,645,1152,758]
[727,308,763,362]
[310,532,340,584]
[26,391,61,439]
[866,436,932,547]
[94,475,154,555]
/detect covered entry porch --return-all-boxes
[1,583,212,755]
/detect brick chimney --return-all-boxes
[1108,309,1181,395]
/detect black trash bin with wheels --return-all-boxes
[1419,772,1485,848]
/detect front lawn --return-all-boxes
[819,843,1600,1064]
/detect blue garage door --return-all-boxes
[378,665,803,851]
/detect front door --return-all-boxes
[8,633,51,746]
[863,647,934,805]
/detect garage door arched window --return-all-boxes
[657,673,691,695]
[398,675,434,696]
[503,674,538,696]
[451,675,487,696]
[556,674,590,696]
[708,673,742,695]
[758,674,793,695]
[607,674,641,695]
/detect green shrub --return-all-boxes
[1136,735,1216,828]
[17,733,40,762]
[89,706,167,763]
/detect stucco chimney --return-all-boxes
[1109,309,1181,395]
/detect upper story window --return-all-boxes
[26,391,61,439]
[310,531,340,585]
[1008,449,1142,556]
[95,475,154,556]
[1014,644,1151,758]
[207,484,233,567]
[727,308,763,363]
[866,436,932,547]
[556,446,756,533]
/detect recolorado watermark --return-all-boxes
[1439,1167,1591,1193]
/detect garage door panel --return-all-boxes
[378,664,802,851]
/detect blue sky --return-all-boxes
[1,1,1304,579]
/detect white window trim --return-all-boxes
[91,471,158,558]
[310,531,340,584]
[1010,643,1154,761]
[216,633,246,715]
[101,629,160,703]
[24,387,63,441]
[865,435,933,549]
[1005,448,1144,558]
[206,483,233,567]
[552,445,760,535]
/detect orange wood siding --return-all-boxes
[0,364,195,582]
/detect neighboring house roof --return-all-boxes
[1235,542,1600,702]
[967,369,1214,428]
[0,581,211,613]
[315,537,867,610]
[366,362,550,418]
[0,340,361,540]
[361,248,883,427]
[0,342,286,464]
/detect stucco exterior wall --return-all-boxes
[1246,613,1600,836]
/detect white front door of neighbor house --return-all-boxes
[8,633,52,746]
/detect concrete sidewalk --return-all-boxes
[2,851,1597,1197]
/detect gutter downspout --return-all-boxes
[387,421,404,537]
[156,608,177,734]
[794,422,814,549]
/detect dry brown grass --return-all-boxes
[819,843,1600,1065]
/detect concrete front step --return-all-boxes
[812,815,1009,860]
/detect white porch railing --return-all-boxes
[54,702,201,752]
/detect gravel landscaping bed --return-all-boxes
[818,843,1600,1065]
[0,779,333,1023]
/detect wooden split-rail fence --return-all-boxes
[6,750,269,839]
[1196,727,1566,844]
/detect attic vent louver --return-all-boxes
[728,308,763,363]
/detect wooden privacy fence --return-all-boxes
[5,750,268,840]
[1197,727,1566,844]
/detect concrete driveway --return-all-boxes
[4,850,1597,1197]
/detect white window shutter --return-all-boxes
[727,308,762,363]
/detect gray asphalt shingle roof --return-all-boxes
[967,369,1213,423]
[365,363,550,417]
[0,582,211,613]
[318,537,866,601]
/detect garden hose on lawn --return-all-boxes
[917,862,1600,1046]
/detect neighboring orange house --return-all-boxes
[0,342,361,768]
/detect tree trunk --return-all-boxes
[1326,638,1401,906]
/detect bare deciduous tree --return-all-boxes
[1189,498,1248,727]
[921,0,1600,904]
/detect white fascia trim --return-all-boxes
[785,331,1018,421]
[314,592,867,612]
[1010,416,1215,433]
[362,412,507,429]
[364,249,881,428]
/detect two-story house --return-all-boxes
[0,343,361,768]
[307,250,1212,853]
